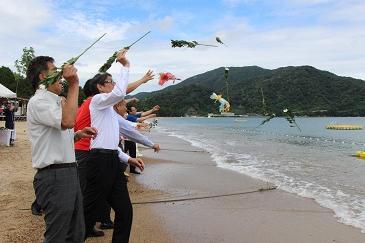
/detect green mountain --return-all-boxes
[133,65,365,117]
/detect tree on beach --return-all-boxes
[0,66,16,91]
[15,47,35,78]
[11,47,36,98]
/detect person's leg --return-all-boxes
[31,198,42,216]
[100,206,114,229]
[65,169,85,243]
[109,161,133,243]
[75,150,105,237]
[128,142,138,174]
[83,152,114,239]
[34,167,82,243]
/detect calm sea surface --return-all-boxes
[156,117,365,232]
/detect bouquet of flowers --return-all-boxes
[43,33,106,86]
[149,119,158,129]
[158,72,181,86]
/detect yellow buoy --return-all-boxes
[356,151,365,158]
[326,125,363,130]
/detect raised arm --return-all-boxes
[126,70,154,94]
[140,105,160,117]
[125,97,139,104]
[91,49,130,110]
[137,113,156,122]
[61,64,79,129]
[117,115,155,148]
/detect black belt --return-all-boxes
[38,162,77,172]
[90,148,118,155]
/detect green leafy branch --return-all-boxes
[257,88,276,127]
[98,31,151,73]
[42,33,107,87]
[171,40,218,48]
[283,108,302,131]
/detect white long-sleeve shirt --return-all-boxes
[116,113,155,164]
[117,114,154,147]
[90,66,129,150]
[118,147,129,164]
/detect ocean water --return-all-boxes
[155,117,365,233]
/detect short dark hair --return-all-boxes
[26,56,55,91]
[127,106,136,113]
[89,72,112,96]
[83,78,95,97]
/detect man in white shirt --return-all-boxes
[83,49,160,242]
[26,56,97,242]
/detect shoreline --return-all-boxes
[135,130,365,242]
[1,121,365,242]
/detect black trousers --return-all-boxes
[83,150,132,243]
[124,140,137,172]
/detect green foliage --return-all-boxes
[135,65,365,117]
[135,84,216,116]
[99,52,118,73]
[171,40,218,48]
[0,66,16,91]
[1,47,37,98]
[99,31,151,73]
[14,73,33,98]
[15,47,35,78]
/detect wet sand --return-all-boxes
[135,131,365,243]
[1,121,365,242]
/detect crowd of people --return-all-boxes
[26,49,160,243]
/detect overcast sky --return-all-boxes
[1,0,364,94]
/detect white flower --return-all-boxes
[283,108,288,113]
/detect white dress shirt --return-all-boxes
[90,66,129,150]
[27,89,75,169]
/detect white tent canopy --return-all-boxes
[0,83,16,98]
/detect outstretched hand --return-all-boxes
[62,64,79,85]
[152,105,160,112]
[116,49,130,67]
[152,144,160,152]
[128,157,145,171]
[76,127,98,141]
[141,70,155,83]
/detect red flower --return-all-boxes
[158,72,180,86]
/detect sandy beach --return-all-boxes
[1,121,365,242]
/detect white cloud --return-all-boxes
[154,16,174,32]
[0,0,50,35]
[325,1,365,23]
[55,12,132,41]
[1,0,365,96]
